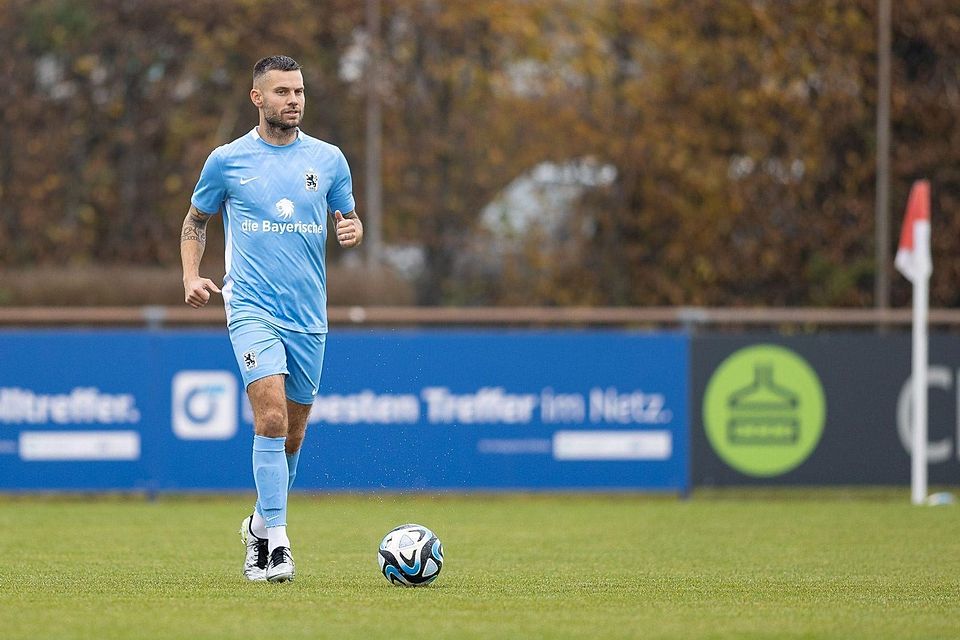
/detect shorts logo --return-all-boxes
[305,171,319,191]
[275,198,295,220]
[171,371,238,440]
[243,350,257,370]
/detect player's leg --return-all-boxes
[274,330,325,567]
[228,318,291,581]
[247,374,296,582]
[280,329,326,492]
[254,400,309,538]
[248,374,291,535]
[285,399,313,491]
[247,328,324,582]
[246,394,309,584]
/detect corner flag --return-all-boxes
[895,180,931,283]
[895,179,931,505]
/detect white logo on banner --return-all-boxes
[172,371,238,440]
[897,366,955,463]
[0,387,141,424]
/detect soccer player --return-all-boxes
[180,55,363,583]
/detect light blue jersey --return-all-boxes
[191,128,355,333]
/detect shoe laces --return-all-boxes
[269,546,291,567]
[256,539,269,569]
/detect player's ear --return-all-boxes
[250,88,262,108]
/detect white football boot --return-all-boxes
[266,546,295,583]
[239,515,268,582]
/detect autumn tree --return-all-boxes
[0,0,958,308]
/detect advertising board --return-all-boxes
[692,334,960,485]
[0,330,690,492]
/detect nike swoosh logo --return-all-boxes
[266,515,280,521]
[240,176,260,185]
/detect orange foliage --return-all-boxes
[0,1,957,307]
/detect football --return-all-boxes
[377,523,444,586]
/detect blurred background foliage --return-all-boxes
[0,0,957,307]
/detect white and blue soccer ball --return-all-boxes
[377,523,443,587]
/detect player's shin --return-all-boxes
[252,435,288,544]
[252,449,301,536]
[286,449,301,491]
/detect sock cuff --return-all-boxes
[253,435,286,452]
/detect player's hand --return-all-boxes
[183,277,221,308]
[335,210,363,248]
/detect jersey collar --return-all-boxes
[250,127,302,146]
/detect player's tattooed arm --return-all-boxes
[181,205,214,246]
[180,205,221,308]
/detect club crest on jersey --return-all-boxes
[242,350,257,370]
[275,198,295,220]
[305,171,319,192]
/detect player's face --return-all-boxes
[255,70,305,130]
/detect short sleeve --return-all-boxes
[190,148,227,215]
[327,149,356,214]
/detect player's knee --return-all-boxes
[255,407,287,438]
[286,434,303,454]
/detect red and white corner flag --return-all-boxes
[895,180,932,283]
[895,179,932,505]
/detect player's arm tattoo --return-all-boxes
[181,207,213,245]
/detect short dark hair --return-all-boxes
[253,55,302,83]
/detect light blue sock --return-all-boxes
[252,435,288,528]
[286,449,301,492]
[254,448,302,525]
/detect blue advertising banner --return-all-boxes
[0,329,690,493]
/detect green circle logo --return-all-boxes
[703,344,826,477]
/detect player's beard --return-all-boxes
[264,109,302,131]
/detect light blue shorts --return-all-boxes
[227,317,327,405]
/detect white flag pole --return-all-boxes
[910,221,931,505]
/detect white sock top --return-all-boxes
[250,511,268,540]
[268,525,290,553]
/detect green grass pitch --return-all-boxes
[3,489,958,639]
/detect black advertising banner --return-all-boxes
[692,333,960,486]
